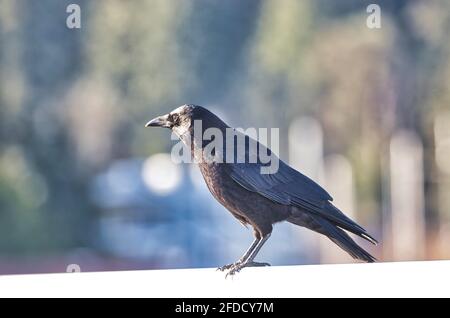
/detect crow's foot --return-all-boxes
[225,261,271,278]
[217,261,241,272]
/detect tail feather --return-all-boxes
[312,203,378,245]
[288,213,377,263]
[314,215,376,262]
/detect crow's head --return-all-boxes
[145,104,223,138]
[145,104,194,128]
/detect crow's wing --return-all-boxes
[228,158,332,207]
[227,159,373,235]
[222,132,377,244]
[224,134,373,235]
[224,131,331,206]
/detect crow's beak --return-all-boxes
[145,114,171,128]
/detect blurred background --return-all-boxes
[0,0,450,274]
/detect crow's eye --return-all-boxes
[170,113,179,125]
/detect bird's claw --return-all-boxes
[225,266,241,278]
[223,261,271,278]
[248,261,271,267]
[217,262,241,272]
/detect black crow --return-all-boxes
[146,104,377,276]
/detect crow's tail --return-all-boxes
[309,203,378,246]
[327,205,378,245]
[288,214,376,263]
[316,216,376,262]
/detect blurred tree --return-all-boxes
[0,0,449,265]
[0,0,90,254]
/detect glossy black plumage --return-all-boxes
[146,104,378,275]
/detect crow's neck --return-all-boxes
[187,119,229,165]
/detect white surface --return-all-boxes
[0,261,449,298]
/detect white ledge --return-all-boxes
[0,261,449,297]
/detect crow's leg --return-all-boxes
[217,238,260,271]
[242,233,271,265]
[225,234,271,277]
